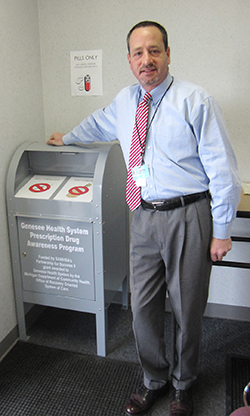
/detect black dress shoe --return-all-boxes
[126,382,170,415]
[170,388,193,416]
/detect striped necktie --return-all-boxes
[126,91,152,211]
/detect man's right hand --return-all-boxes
[46,132,65,146]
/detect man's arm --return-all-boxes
[210,237,232,262]
[192,95,241,257]
[46,132,65,146]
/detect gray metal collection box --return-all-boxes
[6,141,129,356]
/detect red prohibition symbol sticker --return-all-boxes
[68,186,89,196]
[29,183,51,193]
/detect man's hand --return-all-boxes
[46,132,65,146]
[210,237,232,262]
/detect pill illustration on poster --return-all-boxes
[84,75,91,92]
[74,75,91,92]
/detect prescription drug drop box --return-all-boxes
[6,141,129,356]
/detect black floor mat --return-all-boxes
[226,355,250,415]
[0,341,142,416]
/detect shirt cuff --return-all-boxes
[213,222,233,240]
[62,133,73,145]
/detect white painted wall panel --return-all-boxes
[0,0,45,344]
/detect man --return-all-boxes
[47,21,241,416]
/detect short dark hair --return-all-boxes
[126,21,168,53]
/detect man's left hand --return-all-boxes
[210,237,232,262]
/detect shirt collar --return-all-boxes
[139,72,173,106]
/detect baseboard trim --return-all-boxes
[0,326,18,362]
[165,298,250,322]
[0,305,45,361]
[114,291,250,322]
[204,302,250,322]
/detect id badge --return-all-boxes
[132,165,150,187]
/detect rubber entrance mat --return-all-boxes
[0,341,142,416]
[226,355,250,415]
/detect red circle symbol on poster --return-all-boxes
[29,183,51,193]
[68,186,89,196]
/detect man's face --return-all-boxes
[127,26,170,92]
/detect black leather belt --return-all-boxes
[141,191,209,211]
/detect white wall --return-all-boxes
[38,0,250,180]
[1,0,250,345]
[0,0,45,344]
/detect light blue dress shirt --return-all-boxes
[63,72,241,240]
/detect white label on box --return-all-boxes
[54,177,93,202]
[15,175,66,199]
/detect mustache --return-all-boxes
[139,64,157,72]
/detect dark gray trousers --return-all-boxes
[130,197,212,390]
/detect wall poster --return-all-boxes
[70,49,103,96]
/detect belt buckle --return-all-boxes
[152,201,164,210]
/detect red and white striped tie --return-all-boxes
[126,91,152,211]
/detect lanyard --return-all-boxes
[135,76,174,164]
